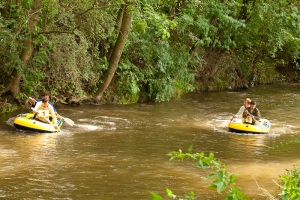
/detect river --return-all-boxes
[0,83,299,199]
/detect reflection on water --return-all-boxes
[0,84,299,199]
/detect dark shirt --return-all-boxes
[243,107,261,120]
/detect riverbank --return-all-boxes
[1,81,299,114]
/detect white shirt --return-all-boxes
[33,101,57,126]
[234,106,246,119]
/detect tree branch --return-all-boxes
[75,0,111,17]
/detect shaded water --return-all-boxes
[1,83,300,199]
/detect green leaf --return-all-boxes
[150,192,163,200]
[229,174,236,183]
[166,187,176,199]
[204,173,215,180]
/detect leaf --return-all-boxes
[229,174,236,183]
[204,173,215,180]
[166,188,176,199]
[150,192,163,200]
[211,181,226,193]
[217,170,224,181]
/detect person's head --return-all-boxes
[244,98,251,107]
[41,92,50,98]
[41,92,50,103]
[250,100,256,109]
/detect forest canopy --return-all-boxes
[0,0,299,105]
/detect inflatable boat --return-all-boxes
[228,118,271,134]
[13,113,63,133]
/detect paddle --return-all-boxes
[29,97,74,126]
[59,115,75,126]
[253,118,266,130]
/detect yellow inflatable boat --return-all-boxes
[13,113,63,133]
[228,118,271,134]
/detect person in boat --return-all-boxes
[29,93,57,113]
[32,94,58,129]
[231,98,251,120]
[242,100,261,125]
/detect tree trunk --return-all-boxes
[94,1,134,102]
[0,0,41,98]
[107,4,126,61]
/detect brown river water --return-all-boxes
[0,83,299,199]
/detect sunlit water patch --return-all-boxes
[74,124,103,131]
[73,115,131,132]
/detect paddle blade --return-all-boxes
[63,117,74,126]
[255,121,266,130]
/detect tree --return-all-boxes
[0,0,41,99]
[94,0,135,102]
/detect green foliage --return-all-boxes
[127,35,195,102]
[22,66,46,96]
[174,0,245,50]
[36,0,116,97]
[236,0,300,66]
[225,187,249,200]
[46,32,98,96]
[0,103,18,113]
[153,146,300,200]
[16,93,29,100]
[21,32,53,96]
[133,19,147,34]
[150,192,163,200]
[277,165,300,200]
[135,0,177,39]
[252,60,283,85]
[1,0,300,103]
[204,0,245,49]
[114,60,141,104]
[1,0,111,99]
[165,146,249,199]
[0,0,50,96]
[270,137,300,199]
[151,188,195,200]
[0,4,23,79]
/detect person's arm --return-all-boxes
[242,109,249,118]
[254,108,261,120]
[32,102,42,114]
[29,97,36,108]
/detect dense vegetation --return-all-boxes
[0,0,299,107]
